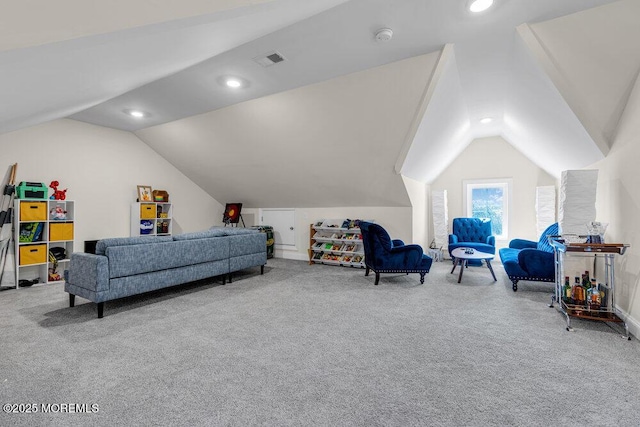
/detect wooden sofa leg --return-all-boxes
[365,266,370,276]
[228,273,232,283]
[69,294,75,307]
[420,273,425,284]
[222,275,226,285]
[97,302,104,319]
[374,272,380,286]
[511,280,518,292]
[261,265,264,275]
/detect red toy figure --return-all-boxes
[49,180,68,200]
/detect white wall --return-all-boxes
[243,207,413,261]
[402,175,429,250]
[0,119,224,247]
[589,72,640,338]
[135,53,439,209]
[430,136,557,250]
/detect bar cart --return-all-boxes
[549,238,630,340]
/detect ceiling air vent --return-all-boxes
[253,51,286,68]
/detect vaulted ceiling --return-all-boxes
[2,0,639,207]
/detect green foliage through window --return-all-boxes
[471,187,503,235]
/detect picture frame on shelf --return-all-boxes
[137,185,153,202]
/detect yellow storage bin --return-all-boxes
[140,203,156,219]
[20,201,47,221]
[19,244,47,265]
[50,223,74,241]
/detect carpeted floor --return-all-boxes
[1,258,639,426]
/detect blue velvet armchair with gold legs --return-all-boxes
[359,222,432,286]
[499,222,558,292]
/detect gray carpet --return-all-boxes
[1,258,639,427]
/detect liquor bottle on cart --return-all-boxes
[589,279,602,310]
[563,276,572,303]
[572,276,585,305]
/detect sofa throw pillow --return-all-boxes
[537,223,559,253]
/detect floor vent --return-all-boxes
[253,51,286,68]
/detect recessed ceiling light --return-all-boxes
[469,0,494,13]
[218,76,250,89]
[225,78,242,88]
[123,109,147,118]
[480,117,493,124]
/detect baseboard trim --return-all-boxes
[616,305,639,339]
[274,250,308,261]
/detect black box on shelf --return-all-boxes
[84,240,98,254]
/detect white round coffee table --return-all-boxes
[450,247,497,284]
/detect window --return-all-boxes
[464,180,511,240]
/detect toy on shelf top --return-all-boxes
[152,190,169,202]
[49,180,67,200]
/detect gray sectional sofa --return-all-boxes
[64,227,267,318]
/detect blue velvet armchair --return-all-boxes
[448,218,496,262]
[359,222,432,286]
[498,222,558,291]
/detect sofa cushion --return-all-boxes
[108,259,229,300]
[209,226,259,236]
[499,247,529,277]
[173,229,228,241]
[95,236,173,255]
[228,233,267,257]
[173,227,260,241]
[106,238,230,279]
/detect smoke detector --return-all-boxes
[374,28,393,43]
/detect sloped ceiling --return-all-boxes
[135,53,439,208]
[70,0,451,131]
[497,0,640,178]
[1,0,277,51]
[3,0,640,208]
[402,0,640,182]
[0,0,347,134]
[522,0,640,151]
[399,45,471,183]
[501,33,604,177]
